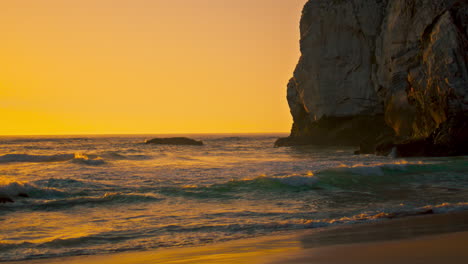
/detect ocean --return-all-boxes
[1,134,467,261]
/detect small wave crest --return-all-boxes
[101,152,152,160]
[314,159,468,189]
[160,174,319,199]
[70,153,105,165]
[213,174,318,190]
[422,202,468,214]
[37,192,163,209]
[0,177,66,202]
[170,202,468,233]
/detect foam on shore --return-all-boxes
[5,211,468,264]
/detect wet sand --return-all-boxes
[5,211,468,264]
[266,231,468,264]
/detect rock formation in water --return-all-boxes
[276,0,468,157]
[0,195,14,203]
[145,137,204,146]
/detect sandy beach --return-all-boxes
[5,211,468,264]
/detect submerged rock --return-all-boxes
[17,193,29,198]
[278,0,468,157]
[0,196,14,203]
[145,137,203,146]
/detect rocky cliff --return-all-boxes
[276,0,468,157]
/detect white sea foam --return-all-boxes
[423,202,468,214]
[71,153,105,165]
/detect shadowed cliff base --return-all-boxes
[376,113,468,157]
[275,114,394,148]
[278,0,468,157]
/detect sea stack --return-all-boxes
[276,0,468,157]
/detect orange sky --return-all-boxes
[0,0,306,135]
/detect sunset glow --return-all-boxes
[0,0,306,135]
[2,1,467,263]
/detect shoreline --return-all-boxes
[4,210,468,264]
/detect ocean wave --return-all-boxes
[0,230,142,256]
[32,178,95,189]
[0,153,75,163]
[37,193,163,209]
[101,152,152,160]
[314,159,468,189]
[0,152,152,164]
[0,137,88,144]
[159,174,319,199]
[158,159,468,198]
[70,153,105,165]
[2,201,467,262]
[0,178,66,202]
[422,202,468,214]
[208,136,245,142]
[29,178,115,197]
[0,241,34,251]
[0,153,102,165]
[162,203,468,234]
[1,183,162,209]
[209,174,318,190]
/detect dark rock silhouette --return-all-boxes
[277,0,468,157]
[17,193,29,198]
[145,137,203,146]
[0,196,14,203]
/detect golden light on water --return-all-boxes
[0,0,306,135]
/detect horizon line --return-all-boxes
[0,131,290,137]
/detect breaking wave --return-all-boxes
[0,178,66,200]
[2,201,467,262]
[70,153,105,165]
[159,159,468,198]
[0,178,162,209]
[0,153,104,165]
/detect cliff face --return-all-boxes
[277,0,468,157]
